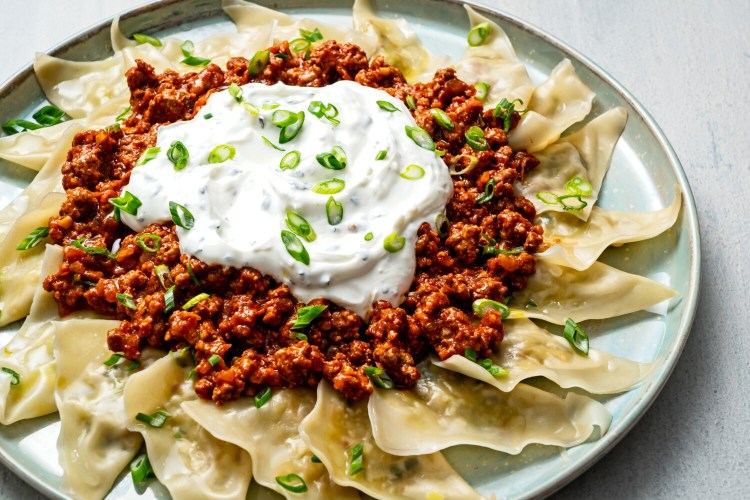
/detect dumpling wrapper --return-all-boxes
[55,319,162,500]
[508,258,678,325]
[508,59,596,153]
[539,192,682,270]
[182,389,359,499]
[123,351,252,500]
[300,380,482,500]
[369,363,610,456]
[454,7,534,107]
[0,120,83,171]
[434,318,651,394]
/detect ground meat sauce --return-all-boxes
[42,40,543,402]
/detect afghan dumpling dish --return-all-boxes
[0,0,681,498]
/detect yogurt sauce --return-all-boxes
[121,81,452,318]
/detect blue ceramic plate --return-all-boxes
[0,1,700,498]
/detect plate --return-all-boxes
[0,0,701,498]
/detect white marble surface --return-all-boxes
[0,0,748,498]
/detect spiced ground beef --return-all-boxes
[42,40,543,403]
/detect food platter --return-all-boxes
[0,0,700,499]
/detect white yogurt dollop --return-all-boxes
[122,81,452,317]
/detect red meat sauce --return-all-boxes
[42,40,543,403]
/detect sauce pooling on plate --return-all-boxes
[121,81,453,317]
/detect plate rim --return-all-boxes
[0,0,702,499]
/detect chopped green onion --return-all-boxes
[1,367,20,386]
[166,141,189,171]
[180,40,194,57]
[376,100,399,112]
[109,191,142,215]
[436,148,446,157]
[70,238,116,259]
[228,83,243,102]
[363,366,394,389]
[203,113,213,119]
[292,305,327,330]
[326,197,343,225]
[559,195,588,212]
[1,119,41,135]
[275,473,308,494]
[311,455,321,463]
[564,176,593,196]
[281,230,310,265]
[242,102,260,115]
[316,147,346,170]
[563,318,590,355]
[405,125,435,151]
[186,368,196,380]
[300,27,323,42]
[136,146,160,166]
[182,293,209,311]
[474,82,490,101]
[279,150,301,170]
[347,442,364,476]
[273,111,305,144]
[130,453,155,485]
[117,293,137,310]
[136,409,171,428]
[254,386,272,408]
[103,353,123,366]
[116,106,132,122]
[16,226,49,251]
[449,154,478,176]
[289,38,311,54]
[208,144,236,164]
[126,360,141,373]
[527,299,538,308]
[536,191,559,205]
[472,298,510,319]
[262,136,285,151]
[311,178,345,195]
[186,262,200,285]
[486,364,509,377]
[464,347,477,362]
[164,286,175,314]
[492,98,526,131]
[33,105,66,126]
[375,149,387,160]
[262,103,281,110]
[181,55,211,66]
[169,201,195,230]
[475,178,497,205]
[208,354,221,367]
[155,264,172,289]
[364,232,374,241]
[248,49,270,76]
[468,22,491,47]
[405,95,416,110]
[274,52,290,60]
[465,125,488,151]
[133,33,162,47]
[272,110,297,127]
[294,332,308,341]
[308,101,339,125]
[430,108,454,130]
[399,164,425,180]
[384,232,406,253]
[435,213,450,237]
[286,211,316,242]
[136,234,162,253]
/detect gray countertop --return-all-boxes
[0,0,748,498]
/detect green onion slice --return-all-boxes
[167,141,189,170]
[384,232,406,253]
[472,298,510,319]
[208,354,221,367]
[164,286,175,314]
[299,27,323,42]
[33,105,66,126]
[181,55,211,66]
[136,234,162,253]
[430,108,454,130]
[347,442,365,476]
[295,332,308,341]
[308,101,340,124]
[316,147,346,170]
[376,100,399,112]
[465,125,488,151]
[277,111,305,144]
[70,238,116,259]
[1,367,20,386]
[281,230,310,265]
[280,150,301,170]
[564,176,593,196]
[563,318,590,355]
[180,39,194,57]
[208,144,236,164]
[273,52,290,60]
[559,195,588,212]
[16,226,49,251]
[262,136,285,151]
[248,49,270,76]
[492,97,527,131]
[103,353,123,366]
[228,83,243,102]
[272,110,297,127]
[468,22,491,47]
[375,149,387,160]
[186,262,200,285]
[135,409,172,428]
[464,347,477,362]
[536,191,559,205]
[326,197,343,225]
[286,211,317,242]
[435,213,450,238]
[399,164,425,180]
[130,453,155,485]
[136,146,160,166]
[242,102,260,116]
[312,178,345,195]
[406,95,416,110]
[117,293,137,310]
[1,119,41,135]
[311,455,321,463]
[109,191,142,215]
[133,33,162,47]
[475,178,497,204]
[276,474,308,494]
[449,154,478,176]
[527,299,538,308]
[291,305,327,330]
[474,82,490,101]
[169,201,195,230]
[289,38,311,54]
[364,232,374,241]
[203,113,213,119]
[183,293,209,310]
[363,366,394,389]
[405,125,435,151]
[155,264,172,289]
[116,106,131,122]
[254,386,272,408]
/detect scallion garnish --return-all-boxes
[564,176,593,196]
[262,103,281,110]
[308,101,340,125]
[155,264,172,289]
[116,106,131,122]
[248,49,270,76]
[169,201,195,230]
[472,298,510,319]
[468,22,491,46]
[117,293,137,310]
[133,33,162,47]
[181,55,211,66]
[70,238,116,259]
[375,149,387,160]
[273,52,290,60]
[262,136,285,151]
[228,83,243,102]
[326,197,343,225]
[130,453,155,485]
[435,213,450,238]
[16,226,49,251]
[31,105,66,126]
[316,146,347,170]
[364,232,374,241]
[281,230,310,265]
[289,38,311,54]
[430,108,454,130]
[272,110,305,143]
[405,125,435,151]
[311,178,345,195]
[363,366,394,389]
[280,150,301,170]
[166,140,189,171]
[376,100,399,113]
[135,234,162,253]
[286,211,316,242]
[475,178,497,205]
[563,318,590,355]
[203,113,213,120]
[449,154,479,176]
[464,347,477,362]
[536,191,559,205]
[300,27,323,42]
[527,299,538,308]
[109,191,142,216]
[135,409,172,428]
[347,442,364,476]
[383,232,406,253]
[399,164,425,180]
[208,144,236,164]
[186,262,200,285]
[479,233,523,256]
[254,386,272,408]
[1,367,20,386]
[276,473,308,493]
[474,82,490,101]
[208,354,221,367]
[2,119,40,135]
[291,305,327,330]
[164,286,175,314]
[465,125,488,151]
[136,146,161,166]
[180,40,194,57]
[183,293,209,311]
[103,353,123,366]
[126,360,141,373]
[311,455,321,463]
[294,332,308,341]
[492,98,527,131]
[406,95,416,110]
[536,191,588,212]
